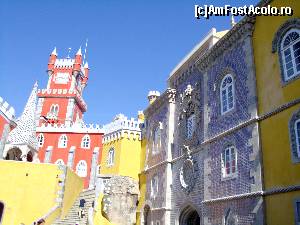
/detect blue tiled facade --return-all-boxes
[142,18,262,225]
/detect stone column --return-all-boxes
[44,146,53,163]
[67,146,76,169]
[89,147,99,189]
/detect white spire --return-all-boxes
[6,82,38,150]
[76,46,82,56]
[230,15,236,28]
[84,61,89,69]
[51,47,57,56]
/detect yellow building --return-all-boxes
[0,160,83,225]
[253,0,300,224]
[93,113,144,225]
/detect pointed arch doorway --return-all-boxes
[179,205,200,225]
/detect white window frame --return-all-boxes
[151,174,158,198]
[76,160,88,177]
[294,199,300,225]
[81,134,90,149]
[37,133,44,147]
[152,125,161,154]
[221,146,238,178]
[55,159,65,166]
[186,114,195,139]
[220,74,235,115]
[49,104,59,118]
[58,134,68,148]
[295,119,300,157]
[281,29,300,81]
[107,148,115,166]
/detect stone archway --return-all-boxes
[179,205,200,225]
[143,205,151,225]
[5,148,22,161]
[26,151,33,162]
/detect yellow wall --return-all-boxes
[265,192,300,225]
[0,161,84,225]
[61,167,84,218]
[253,0,300,115]
[260,103,300,188]
[253,0,300,224]
[100,133,141,180]
[0,161,62,225]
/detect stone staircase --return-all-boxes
[53,188,96,225]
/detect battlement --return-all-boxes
[103,114,140,134]
[54,59,75,68]
[36,121,104,134]
[37,88,87,111]
[0,96,16,122]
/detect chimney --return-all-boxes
[147,91,160,104]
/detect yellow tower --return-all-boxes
[100,113,143,180]
[252,0,300,224]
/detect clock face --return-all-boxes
[55,72,69,84]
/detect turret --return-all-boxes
[73,47,82,71]
[147,91,160,104]
[47,47,57,72]
[82,61,89,86]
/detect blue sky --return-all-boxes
[0,0,259,125]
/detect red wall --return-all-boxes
[37,131,103,188]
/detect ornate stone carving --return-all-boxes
[102,176,140,225]
[178,83,201,147]
[179,145,196,194]
[167,88,176,103]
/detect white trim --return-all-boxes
[58,134,68,148]
[76,160,87,177]
[37,133,44,147]
[55,159,65,166]
[295,118,300,157]
[107,148,115,166]
[221,146,238,179]
[281,28,300,81]
[169,28,217,78]
[220,74,235,115]
[81,134,90,149]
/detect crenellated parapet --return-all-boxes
[102,114,141,143]
[37,121,103,134]
[54,59,75,68]
[0,96,16,123]
[37,88,87,111]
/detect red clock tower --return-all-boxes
[36,47,103,189]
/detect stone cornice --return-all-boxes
[196,16,256,72]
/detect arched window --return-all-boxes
[224,209,236,225]
[153,125,161,154]
[151,174,158,198]
[49,104,59,118]
[55,159,65,166]
[290,109,300,163]
[81,134,90,149]
[186,114,195,139]
[108,148,115,166]
[294,119,300,157]
[220,74,235,115]
[281,29,300,81]
[221,146,237,178]
[58,134,68,148]
[76,160,87,177]
[37,133,44,147]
